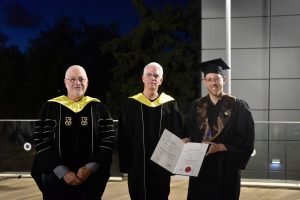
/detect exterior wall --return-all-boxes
[201,0,300,180]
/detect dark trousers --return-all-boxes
[128,169,171,200]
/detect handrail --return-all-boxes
[0,119,299,123]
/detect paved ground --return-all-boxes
[1,176,300,200]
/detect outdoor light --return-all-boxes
[271,159,280,164]
[23,142,32,151]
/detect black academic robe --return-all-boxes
[185,94,255,200]
[31,95,115,200]
[118,93,183,200]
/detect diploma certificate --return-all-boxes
[151,129,208,177]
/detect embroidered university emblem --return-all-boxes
[81,117,88,126]
[65,117,72,126]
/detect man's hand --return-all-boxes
[63,171,82,186]
[205,143,227,156]
[182,137,191,143]
[77,166,92,182]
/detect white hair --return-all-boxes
[65,65,87,78]
[143,62,163,77]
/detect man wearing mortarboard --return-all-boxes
[183,58,255,200]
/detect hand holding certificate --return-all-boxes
[151,129,208,177]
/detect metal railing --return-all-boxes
[1,120,300,181]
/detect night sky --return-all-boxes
[0,0,187,51]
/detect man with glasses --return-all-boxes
[183,58,255,200]
[31,65,114,200]
[118,62,183,200]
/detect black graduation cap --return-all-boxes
[199,58,230,77]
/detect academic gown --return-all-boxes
[184,94,255,200]
[31,95,115,200]
[118,93,183,200]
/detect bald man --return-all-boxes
[31,65,115,200]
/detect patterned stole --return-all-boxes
[196,94,236,142]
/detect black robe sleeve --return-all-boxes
[32,102,61,173]
[117,99,133,173]
[31,102,60,192]
[223,99,255,169]
[91,102,115,170]
[165,100,184,138]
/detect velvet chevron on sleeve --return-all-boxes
[31,96,115,198]
[33,119,55,155]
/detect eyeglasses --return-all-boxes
[65,77,87,83]
[205,77,222,84]
[145,73,160,79]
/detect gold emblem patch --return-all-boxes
[65,117,72,126]
[81,117,88,126]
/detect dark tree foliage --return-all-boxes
[0,0,201,119]
[24,16,120,118]
[0,45,27,118]
[102,0,201,118]
[0,16,120,118]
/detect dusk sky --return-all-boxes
[0,0,187,51]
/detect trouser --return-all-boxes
[127,166,171,200]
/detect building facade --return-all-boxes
[201,0,300,180]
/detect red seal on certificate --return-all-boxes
[185,166,192,173]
